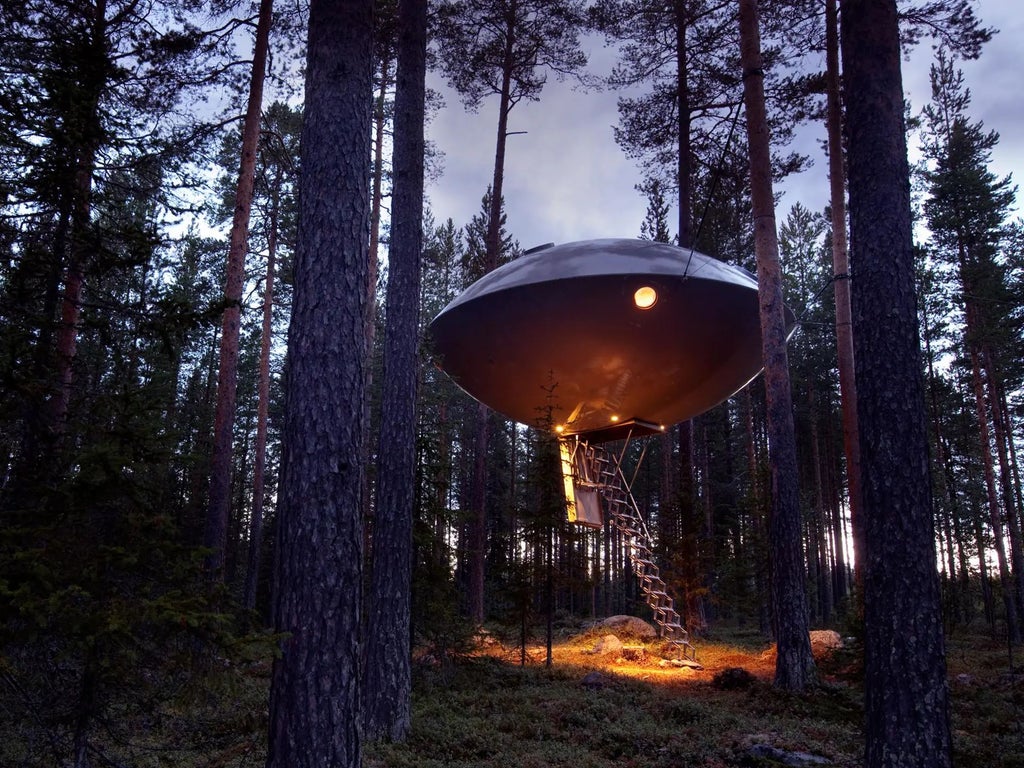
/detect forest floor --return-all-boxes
[8,619,1024,766]
[363,622,1024,768]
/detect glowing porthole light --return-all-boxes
[633,285,658,309]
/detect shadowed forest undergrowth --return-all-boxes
[3,623,1023,766]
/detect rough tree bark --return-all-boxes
[205,0,273,577]
[362,0,427,743]
[840,0,953,764]
[265,0,372,764]
[737,0,816,692]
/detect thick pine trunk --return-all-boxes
[265,0,372,764]
[362,0,426,743]
[841,0,952,764]
[738,0,815,692]
[205,0,273,578]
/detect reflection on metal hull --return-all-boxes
[429,238,787,441]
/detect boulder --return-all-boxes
[592,634,624,656]
[740,744,830,766]
[809,630,843,658]
[581,671,608,690]
[599,615,657,639]
[712,667,756,690]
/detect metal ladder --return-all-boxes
[569,438,697,661]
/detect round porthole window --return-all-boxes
[633,286,657,309]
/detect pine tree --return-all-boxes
[266,0,373,763]
[363,0,428,743]
[920,49,1022,639]
[638,178,674,244]
[842,0,952,763]
[738,0,816,692]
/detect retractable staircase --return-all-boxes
[564,438,697,661]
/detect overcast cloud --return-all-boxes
[423,1,1022,253]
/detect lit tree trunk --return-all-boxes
[363,0,427,743]
[205,0,273,578]
[824,0,863,589]
[841,0,952,763]
[738,0,815,692]
[983,346,1024,619]
[265,0,372,763]
[244,164,281,613]
[967,339,1019,641]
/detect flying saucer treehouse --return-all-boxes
[429,238,791,659]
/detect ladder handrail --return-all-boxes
[568,437,697,661]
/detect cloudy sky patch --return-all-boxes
[424,2,1021,252]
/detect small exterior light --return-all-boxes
[555,424,564,433]
[610,415,620,423]
[633,285,657,309]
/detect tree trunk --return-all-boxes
[975,512,996,630]
[841,0,952,763]
[824,0,864,591]
[737,0,815,692]
[362,0,426,743]
[968,341,1019,640]
[674,0,691,249]
[982,346,1024,620]
[809,385,833,623]
[244,165,281,613]
[265,0,372,764]
[922,292,962,623]
[49,0,108,447]
[205,0,273,578]
[466,7,520,627]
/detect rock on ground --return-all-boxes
[580,671,608,690]
[598,615,656,639]
[809,630,843,656]
[592,634,624,656]
[740,744,831,766]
